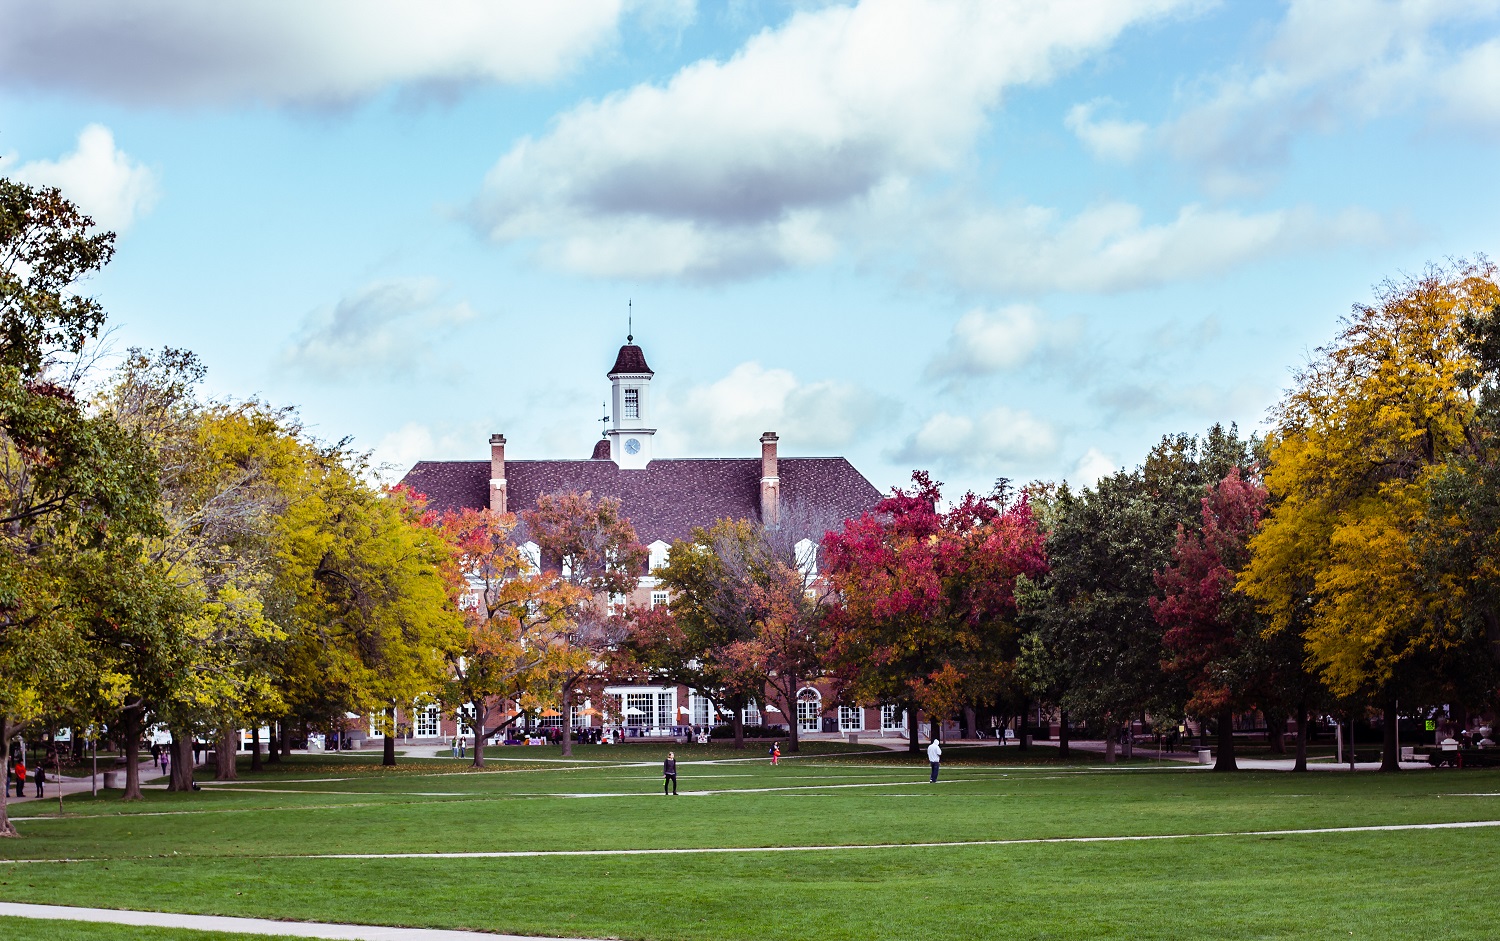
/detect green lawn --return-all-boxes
[1,745,1496,940]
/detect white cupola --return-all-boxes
[604,334,655,469]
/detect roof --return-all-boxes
[590,439,611,460]
[400,457,883,545]
[609,343,654,376]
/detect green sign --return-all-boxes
[1425,720,1436,731]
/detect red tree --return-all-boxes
[1151,467,1268,771]
[822,473,1048,751]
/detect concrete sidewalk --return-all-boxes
[0,902,587,940]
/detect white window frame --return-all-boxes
[414,703,441,738]
[797,687,823,733]
[650,590,669,609]
[881,704,907,731]
[838,705,865,732]
[368,714,385,738]
[623,387,639,419]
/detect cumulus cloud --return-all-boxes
[1164,0,1500,193]
[893,406,1059,469]
[9,125,158,232]
[924,305,1083,379]
[374,421,486,482]
[661,361,890,454]
[280,278,476,381]
[0,0,639,105]
[1068,447,1118,489]
[474,0,1190,280]
[931,200,1390,294]
[1065,100,1148,162]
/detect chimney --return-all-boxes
[489,433,507,514]
[760,431,780,528]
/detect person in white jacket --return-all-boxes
[927,737,942,783]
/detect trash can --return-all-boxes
[102,771,119,788]
[846,733,858,745]
[1197,749,1213,764]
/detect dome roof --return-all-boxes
[591,438,612,460]
[609,342,653,376]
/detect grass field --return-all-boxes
[1,743,1497,940]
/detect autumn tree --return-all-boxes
[1243,260,1500,771]
[822,473,1047,753]
[435,507,586,767]
[522,491,646,757]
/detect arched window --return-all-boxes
[797,687,823,733]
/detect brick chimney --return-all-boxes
[760,431,780,528]
[489,433,507,514]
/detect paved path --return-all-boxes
[3,760,167,806]
[0,902,588,939]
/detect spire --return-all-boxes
[627,299,633,343]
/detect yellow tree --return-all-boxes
[1242,259,1500,770]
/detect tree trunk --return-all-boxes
[963,705,976,740]
[560,685,574,758]
[733,703,745,750]
[907,701,920,754]
[1214,706,1238,771]
[281,717,292,757]
[382,707,397,766]
[0,717,15,837]
[1104,727,1117,764]
[250,725,263,773]
[1380,699,1400,773]
[471,700,487,769]
[119,703,144,801]
[171,736,195,791]
[266,721,280,764]
[216,727,238,781]
[1293,699,1308,773]
[784,678,800,753]
[1265,708,1287,755]
[1058,710,1070,758]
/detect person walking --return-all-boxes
[771,742,780,766]
[32,760,43,797]
[161,748,170,779]
[13,758,25,798]
[927,736,942,784]
[663,751,678,796]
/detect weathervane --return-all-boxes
[599,401,610,433]
[627,299,633,343]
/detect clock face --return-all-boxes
[625,438,641,455]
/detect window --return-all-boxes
[881,704,907,731]
[624,388,639,419]
[414,703,440,738]
[797,688,822,733]
[651,590,669,609]
[625,692,655,728]
[838,706,865,732]
[455,703,475,736]
[690,692,714,726]
[571,704,590,729]
[368,714,386,738]
[744,700,762,727]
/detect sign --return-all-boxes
[1425,720,1436,731]
[1003,728,1015,740]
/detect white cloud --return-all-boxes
[660,361,889,453]
[474,0,1191,280]
[1065,100,1147,162]
[10,125,158,232]
[281,278,477,381]
[1068,447,1117,489]
[925,305,1048,378]
[0,0,640,104]
[931,201,1390,294]
[374,421,483,483]
[1164,0,1500,193]
[893,406,1059,468]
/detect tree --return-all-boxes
[434,507,586,768]
[1242,260,1500,771]
[822,473,1046,753]
[1152,468,1270,771]
[522,491,646,757]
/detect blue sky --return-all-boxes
[2,0,1498,497]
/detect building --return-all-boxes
[393,335,891,743]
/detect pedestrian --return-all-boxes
[459,737,466,759]
[771,742,780,766]
[663,750,678,796]
[162,748,170,779]
[32,761,42,798]
[927,736,942,784]
[13,758,25,798]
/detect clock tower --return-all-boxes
[604,334,656,469]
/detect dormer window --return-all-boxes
[623,388,639,419]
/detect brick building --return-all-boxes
[391,336,891,745]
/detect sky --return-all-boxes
[2,0,1498,498]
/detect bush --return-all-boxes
[708,724,788,740]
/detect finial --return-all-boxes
[627,299,633,343]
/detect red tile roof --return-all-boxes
[400,456,882,545]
